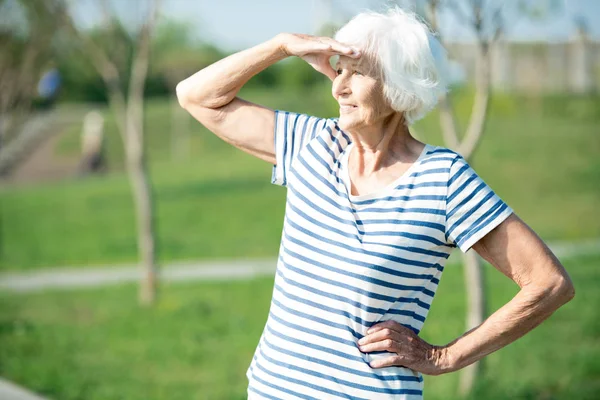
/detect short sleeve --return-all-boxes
[271,110,329,187]
[445,156,513,252]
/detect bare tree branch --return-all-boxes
[422,0,499,395]
[128,0,161,105]
[126,0,161,160]
[447,0,477,29]
[57,3,128,138]
[438,98,461,149]
[458,54,490,159]
[490,5,504,44]
[59,0,162,305]
[0,0,63,148]
[98,0,114,28]
[426,0,461,150]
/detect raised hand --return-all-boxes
[278,33,361,81]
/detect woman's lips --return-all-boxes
[340,105,357,113]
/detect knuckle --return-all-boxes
[384,339,394,348]
[382,328,393,336]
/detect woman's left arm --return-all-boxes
[358,213,575,375]
[434,213,575,373]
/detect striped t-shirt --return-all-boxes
[246,111,513,400]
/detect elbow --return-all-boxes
[175,80,229,110]
[175,80,190,109]
[549,274,575,306]
[522,272,575,314]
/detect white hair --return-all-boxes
[333,7,448,125]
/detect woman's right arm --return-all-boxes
[176,33,358,164]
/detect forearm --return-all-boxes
[436,277,574,373]
[176,35,288,109]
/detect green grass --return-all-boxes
[0,254,597,399]
[1,89,599,270]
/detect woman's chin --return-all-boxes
[337,116,361,131]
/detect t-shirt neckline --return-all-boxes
[341,142,431,203]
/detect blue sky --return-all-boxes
[74,0,600,51]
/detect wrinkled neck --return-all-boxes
[347,112,420,174]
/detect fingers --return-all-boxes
[330,45,360,58]
[359,328,398,346]
[369,355,405,369]
[327,43,361,58]
[357,322,414,356]
[357,329,406,369]
[283,33,361,58]
[317,64,337,82]
[366,320,412,335]
[358,320,439,373]
[359,337,401,354]
[315,37,361,58]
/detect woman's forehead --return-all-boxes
[335,55,372,68]
[334,54,380,78]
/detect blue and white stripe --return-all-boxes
[248,111,513,399]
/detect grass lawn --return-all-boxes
[1,89,599,270]
[0,254,597,399]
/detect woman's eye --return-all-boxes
[335,69,361,76]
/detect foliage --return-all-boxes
[0,0,66,143]
[1,90,599,270]
[52,16,332,102]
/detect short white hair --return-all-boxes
[334,7,448,125]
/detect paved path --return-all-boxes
[0,378,46,400]
[1,238,599,293]
[0,258,277,293]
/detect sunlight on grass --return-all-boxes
[0,255,596,399]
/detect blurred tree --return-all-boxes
[54,11,136,103]
[151,19,223,160]
[58,0,162,306]
[413,0,561,395]
[0,0,64,154]
[418,1,513,395]
[53,13,178,102]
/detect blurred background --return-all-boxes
[0,0,598,399]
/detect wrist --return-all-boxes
[429,345,456,375]
[271,33,292,58]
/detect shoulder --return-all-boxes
[420,144,464,169]
[275,110,336,124]
[415,145,477,188]
[275,110,338,133]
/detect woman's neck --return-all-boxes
[347,113,422,175]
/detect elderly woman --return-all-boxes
[176,8,575,400]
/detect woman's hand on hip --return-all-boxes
[357,320,449,376]
[276,33,361,81]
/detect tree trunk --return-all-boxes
[458,45,491,160]
[0,115,4,152]
[459,250,486,396]
[56,0,160,306]
[125,104,157,306]
[421,1,498,396]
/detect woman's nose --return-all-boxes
[332,75,351,98]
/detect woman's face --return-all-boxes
[331,55,394,131]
